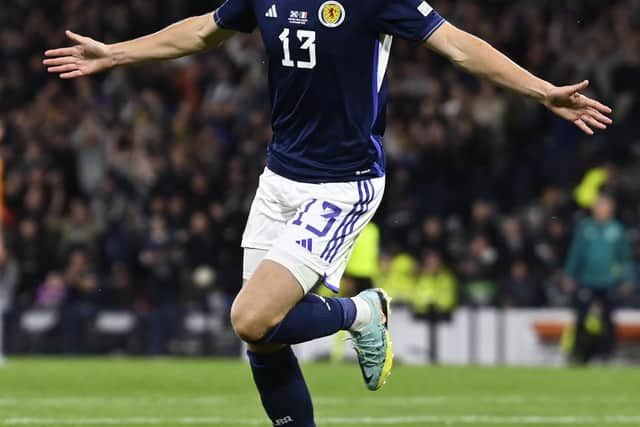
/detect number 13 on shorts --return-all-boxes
[288,178,384,286]
[241,170,384,292]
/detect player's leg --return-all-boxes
[236,176,391,389]
[246,344,313,427]
[239,258,392,392]
[236,172,320,426]
[236,171,318,427]
[235,256,365,427]
[599,290,616,359]
[234,255,382,427]
[236,172,390,426]
[237,256,314,427]
[573,287,598,363]
[232,259,370,346]
[236,175,370,426]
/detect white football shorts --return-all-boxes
[242,168,385,294]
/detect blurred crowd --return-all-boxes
[1,0,639,353]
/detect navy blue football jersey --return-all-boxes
[214,0,444,183]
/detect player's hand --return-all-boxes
[43,31,113,79]
[542,80,613,135]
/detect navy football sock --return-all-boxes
[260,294,357,345]
[248,347,316,427]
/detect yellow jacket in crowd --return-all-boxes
[413,267,457,315]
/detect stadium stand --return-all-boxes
[1,0,639,354]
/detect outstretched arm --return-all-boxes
[426,22,612,135]
[44,13,232,79]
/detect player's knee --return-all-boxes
[230,301,275,343]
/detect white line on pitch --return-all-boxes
[0,395,635,404]
[315,395,640,406]
[3,416,640,425]
[0,397,227,406]
[0,395,637,406]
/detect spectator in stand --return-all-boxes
[499,216,536,277]
[35,272,66,309]
[461,233,499,306]
[185,211,217,271]
[61,248,99,353]
[611,7,640,146]
[98,263,134,310]
[140,216,183,354]
[468,199,501,248]
[500,259,543,308]
[0,242,20,353]
[413,251,457,317]
[537,218,572,307]
[57,198,102,262]
[185,211,218,308]
[13,218,50,307]
[0,242,19,315]
[564,190,636,363]
[408,216,449,260]
[379,243,418,305]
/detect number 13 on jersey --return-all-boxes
[279,28,317,69]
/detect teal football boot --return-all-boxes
[350,288,393,391]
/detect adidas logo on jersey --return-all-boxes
[295,238,313,252]
[265,4,278,18]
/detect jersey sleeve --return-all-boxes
[371,0,445,42]
[213,0,257,34]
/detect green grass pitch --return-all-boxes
[0,358,638,426]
